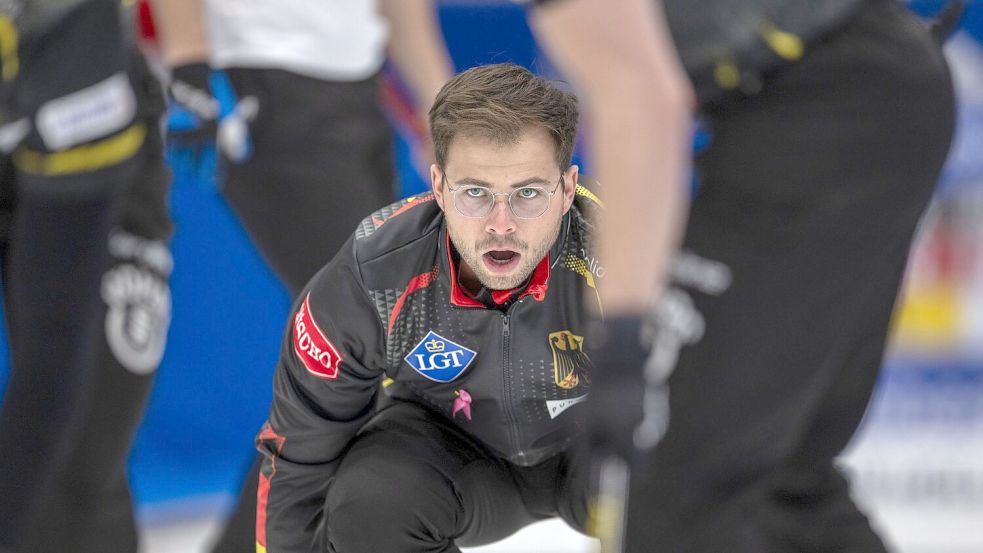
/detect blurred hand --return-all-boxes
[165,63,256,188]
[585,316,651,461]
[584,315,652,553]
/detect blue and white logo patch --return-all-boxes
[404,331,477,383]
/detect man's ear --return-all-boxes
[431,164,446,210]
[561,165,579,213]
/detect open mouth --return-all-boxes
[482,250,521,273]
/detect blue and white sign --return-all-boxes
[404,331,477,383]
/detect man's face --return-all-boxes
[432,127,577,291]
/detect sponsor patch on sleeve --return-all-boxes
[292,293,343,380]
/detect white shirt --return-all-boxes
[205,0,389,81]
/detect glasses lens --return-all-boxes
[510,187,549,218]
[454,186,494,217]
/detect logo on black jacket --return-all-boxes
[405,331,477,383]
[102,262,171,375]
[549,330,591,390]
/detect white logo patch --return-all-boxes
[546,394,588,419]
[37,72,136,150]
[102,262,171,375]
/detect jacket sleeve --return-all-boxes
[256,240,386,553]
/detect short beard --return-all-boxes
[450,216,563,291]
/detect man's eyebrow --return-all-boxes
[453,176,552,189]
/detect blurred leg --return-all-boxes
[20,187,173,553]
[0,164,126,550]
[209,457,262,553]
[755,327,898,553]
[623,2,954,550]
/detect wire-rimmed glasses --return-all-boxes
[444,176,563,219]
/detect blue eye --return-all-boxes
[516,187,541,200]
[463,187,488,198]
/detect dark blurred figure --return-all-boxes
[0,1,173,552]
[527,0,957,551]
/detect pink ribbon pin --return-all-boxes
[452,389,472,421]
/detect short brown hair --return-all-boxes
[429,63,579,171]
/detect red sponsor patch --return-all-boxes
[292,293,343,380]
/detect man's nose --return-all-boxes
[484,196,516,235]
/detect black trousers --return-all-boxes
[322,402,589,553]
[0,122,173,552]
[221,68,396,296]
[625,1,955,552]
[210,68,397,553]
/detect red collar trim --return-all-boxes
[446,233,550,308]
[516,255,550,303]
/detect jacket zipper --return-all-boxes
[501,312,521,459]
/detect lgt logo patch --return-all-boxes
[404,331,477,383]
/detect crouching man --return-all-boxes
[257,63,602,553]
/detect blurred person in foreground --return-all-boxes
[148,0,453,550]
[524,0,957,551]
[258,63,602,553]
[0,1,173,551]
